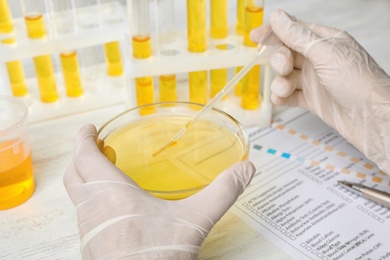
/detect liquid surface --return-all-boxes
[210,0,228,39]
[0,140,34,210]
[243,6,264,47]
[103,116,245,199]
[25,14,46,39]
[159,74,177,102]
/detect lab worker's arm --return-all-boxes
[64,124,255,259]
[251,9,390,174]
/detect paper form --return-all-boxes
[232,107,390,260]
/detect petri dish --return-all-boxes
[97,101,249,200]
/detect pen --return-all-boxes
[338,180,390,209]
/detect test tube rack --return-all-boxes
[0,1,128,123]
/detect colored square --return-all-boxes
[311,160,320,166]
[267,149,276,154]
[341,168,350,174]
[326,165,335,171]
[351,157,360,163]
[372,177,382,183]
[297,157,305,163]
[325,146,333,151]
[357,172,366,179]
[364,163,374,170]
[276,124,285,130]
[281,153,291,159]
[312,140,320,145]
[288,129,297,135]
[253,144,262,151]
[337,151,347,157]
[300,134,308,140]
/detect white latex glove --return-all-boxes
[251,9,390,174]
[63,124,255,259]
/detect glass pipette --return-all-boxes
[152,29,281,157]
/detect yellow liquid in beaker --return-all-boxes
[24,14,46,39]
[187,0,206,52]
[0,141,34,210]
[103,116,246,200]
[243,6,264,47]
[104,41,123,76]
[0,0,13,33]
[60,51,83,97]
[210,0,228,39]
[159,74,177,102]
[241,64,261,109]
[33,55,58,102]
[189,70,207,106]
[6,60,28,97]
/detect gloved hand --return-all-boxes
[251,9,390,174]
[63,124,255,259]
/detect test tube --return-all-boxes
[128,0,154,114]
[0,0,14,33]
[2,38,29,97]
[187,0,207,106]
[74,0,100,29]
[241,0,264,109]
[234,0,245,96]
[100,0,124,77]
[210,0,228,99]
[155,0,177,103]
[48,0,83,98]
[20,0,59,102]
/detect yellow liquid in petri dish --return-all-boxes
[0,141,34,210]
[104,41,123,76]
[24,14,46,39]
[159,74,177,102]
[33,55,58,102]
[243,6,264,47]
[60,51,83,97]
[187,0,206,53]
[0,0,13,33]
[103,116,246,200]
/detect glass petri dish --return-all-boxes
[97,101,249,200]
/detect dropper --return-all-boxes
[152,28,282,157]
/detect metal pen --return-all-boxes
[338,180,390,209]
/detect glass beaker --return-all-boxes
[0,95,34,210]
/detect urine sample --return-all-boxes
[241,0,264,109]
[128,0,154,114]
[0,96,34,210]
[104,41,123,76]
[187,0,207,105]
[236,0,245,35]
[60,51,84,97]
[210,1,228,99]
[210,0,228,39]
[243,0,264,47]
[2,38,29,97]
[21,0,59,102]
[0,0,14,33]
[47,0,84,97]
[155,0,177,102]
[97,102,249,200]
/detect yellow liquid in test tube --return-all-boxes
[104,41,123,76]
[132,36,154,114]
[33,55,58,102]
[60,51,83,97]
[24,14,46,39]
[159,74,177,102]
[0,141,34,210]
[0,0,13,33]
[103,116,245,200]
[189,71,207,106]
[243,6,264,47]
[2,38,28,97]
[236,0,245,35]
[210,0,228,39]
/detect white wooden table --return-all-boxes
[1,0,390,259]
